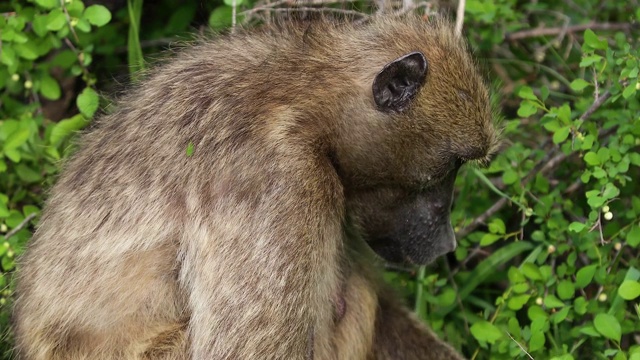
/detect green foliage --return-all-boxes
[404,1,640,359]
[1,0,639,359]
[0,0,114,353]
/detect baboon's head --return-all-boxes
[335,25,500,265]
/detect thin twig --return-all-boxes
[454,0,465,36]
[250,7,369,19]
[4,213,37,240]
[505,22,637,41]
[242,0,358,16]
[61,3,91,79]
[507,331,534,359]
[457,198,508,239]
[232,0,237,33]
[579,89,611,121]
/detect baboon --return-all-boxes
[13,14,499,360]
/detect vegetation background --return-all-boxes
[0,0,639,359]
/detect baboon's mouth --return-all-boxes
[367,236,405,264]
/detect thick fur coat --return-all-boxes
[13,15,498,359]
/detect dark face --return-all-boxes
[347,167,458,265]
[340,50,496,265]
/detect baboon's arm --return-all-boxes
[180,157,344,359]
[371,291,466,360]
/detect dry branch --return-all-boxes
[505,22,637,41]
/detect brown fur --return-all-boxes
[13,15,498,359]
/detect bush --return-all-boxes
[0,0,638,359]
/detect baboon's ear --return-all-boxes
[372,52,428,113]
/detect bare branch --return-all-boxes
[4,213,37,240]
[242,0,358,16]
[506,332,534,360]
[579,88,612,121]
[455,0,465,36]
[505,22,637,41]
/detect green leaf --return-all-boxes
[522,263,542,281]
[518,86,538,100]
[557,280,575,300]
[544,294,565,308]
[3,128,30,152]
[1,50,16,72]
[584,152,600,165]
[610,267,640,316]
[517,100,538,117]
[186,142,195,157]
[507,294,530,310]
[436,287,456,307]
[622,83,637,99]
[438,242,535,316]
[32,15,49,37]
[627,225,640,247]
[540,86,550,101]
[579,325,601,337]
[557,104,571,124]
[0,202,9,218]
[584,29,608,50]
[209,6,233,30]
[553,126,571,144]
[470,321,503,344]
[502,168,519,185]
[587,195,605,208]
[35,0,59,9]
[166,4,196,33]
[593,313,621,342]
[543,118,561,132]
[550,306,571,324]
[77,87,100,118]
[618,280,640,300]
[590,165,605,178]
[597,147,610,163]
[223,0,244,6]
[568,222,586,233]
[574,297,587,315]
[2,256,15,271]
[23,205,39,217]
[14,42,39,60]
[580,54,603,67]
[50,115,89,146]
[488,218,506,234]
[602,183,620,200]
[570,79,590,91]
[66,0,86,16]
[576,265,597,288]
[480,233,501,246]
[5,210,24,228]
[46,9,67,31]
[4,149,21,163]
[40,75,61,100]
[529,331,545,352]
[75,18,91,33]
[16,164,42,183]
[508,267,525,283]
[84,5,112,27]
[580,135,595,150]
[550,355,574,360]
